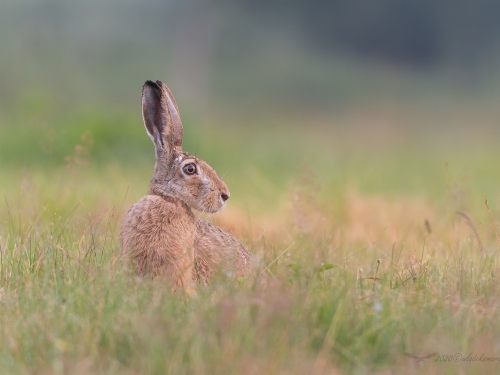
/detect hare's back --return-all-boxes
[194,219,253,280]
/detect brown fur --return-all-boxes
[194,218,252,284]
[120,80,252,293]
[121,195,196,292]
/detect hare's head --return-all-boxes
[142,80,230,213]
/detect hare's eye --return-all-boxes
[183,163,197,175]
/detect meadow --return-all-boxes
[1,94,500,375]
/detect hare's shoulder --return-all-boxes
[195,218,245,249]
[196,218,233,239]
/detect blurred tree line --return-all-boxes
[231,0,500,69]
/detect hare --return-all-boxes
[120,80,252,292]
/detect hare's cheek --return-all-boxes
[188,184,201,198]
[183,175,200,187]
[199,174,212,186]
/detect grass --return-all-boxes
[1,105,500,374]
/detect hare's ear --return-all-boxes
[158,80,183,150]
[141,80,183,157]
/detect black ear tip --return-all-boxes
[156,80,164,87]
[143,80,162,97]
[144,80,160,89]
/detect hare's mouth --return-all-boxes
[194,196,225,213]
[209,200,226,213]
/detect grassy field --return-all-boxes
[1,101,500,375]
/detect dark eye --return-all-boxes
[182,163,197,175]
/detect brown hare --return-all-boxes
[121,80,252,293]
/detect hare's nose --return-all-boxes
[221,193,229,202]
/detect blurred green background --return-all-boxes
[2,0,500,214]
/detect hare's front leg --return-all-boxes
[167,229,196,295]
[152,199,197,294]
